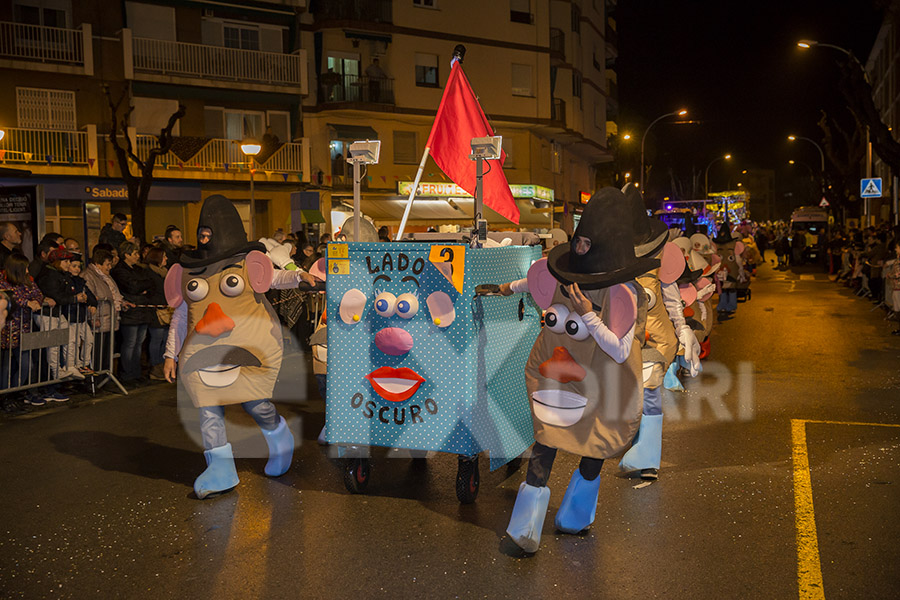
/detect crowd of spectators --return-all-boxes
[0,215,329,415]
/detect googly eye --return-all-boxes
[565,312,590,341]
[643,287,657,310]
[545,303,570,334]
[219,273,245,297]
[395,293,419,319]
[374,292,397,317]
[185,278,209,302]
[728,255,735,262]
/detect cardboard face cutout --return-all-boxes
[326,242,541,469]
[524,283,642,459]
[166,251,281,407]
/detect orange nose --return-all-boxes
[195,302,235,337]
[539,346,586,383]
[684,306,695,318]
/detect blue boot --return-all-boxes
[262,416,294,477]
[555,469,602,533]
[619,414,663,473]
[194,443,239,499]
[506,482,551,553]
[663,361,685,391]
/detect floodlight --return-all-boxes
[348,140,381,164]
[469,136,502,160]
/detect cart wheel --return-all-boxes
[343,458,370,494]
[456,455,480,504]
[747,289,752,300]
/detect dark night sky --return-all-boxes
[616,0,885,201]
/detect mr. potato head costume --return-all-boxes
[501,188,656,553]
[163,195,316,499]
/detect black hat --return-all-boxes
[622,183,668,258]
[684,216,697,238]
[179,195,265,268]
[712,217,737,245]
[676,260,703,284]
[547,187,660,290]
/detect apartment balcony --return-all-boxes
[549,28,565,61]
[134,135,310,182]
[0,125,98,175]
[312,0,392,24]
[319,74,395,106]
[125,31,307,95]
[0,20,93,75]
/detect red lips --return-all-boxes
[365,366,425,402]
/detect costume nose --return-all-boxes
[195,302,235,337]
[375,327,413,356]
[539,346,586,383]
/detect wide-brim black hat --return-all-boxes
[622,183,668,258]
[676,261,704,284]
[547,187,659,290]
[179,195,265,268]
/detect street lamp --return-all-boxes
[622,133,632,140]
[704,153,731,198]
[787,135,825,203]
[640,108,688,192]
[241,139,261,239]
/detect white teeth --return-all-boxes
[373,378,417,394]
[531,390,588,427]
[197,364,241,387]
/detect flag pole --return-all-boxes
[394,146,430,241]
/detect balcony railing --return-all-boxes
[135,136,306,173]
[551,98,566,124]
[549,28,565,58]
[0,20,84,66]
[314,0,392,23]
[0,127,88,164]
[320,74,395,105]
[132,37,304,87]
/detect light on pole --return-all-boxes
[704,153,731,198]
[640,108,687,192]
[241,139,261,239]
[788,135,826,204]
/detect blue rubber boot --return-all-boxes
[194,443,239,500]
[663,361,685,391]
[618,414,663,473]
[555,469,603,533]
[262,416,294,477]
[506,482,551,553]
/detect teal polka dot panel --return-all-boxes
[325,242,541,470]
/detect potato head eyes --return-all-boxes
[545,304,570,334]
[374,292,397,317]
[564,312,590,341]
[395,293,419,319]
[374,291,419,319]
[186,278,209,301]
[220,273,245,297]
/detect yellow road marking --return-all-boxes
[792,419,825,600]
[792,418,900,599]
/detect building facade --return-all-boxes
[865,14,900,225]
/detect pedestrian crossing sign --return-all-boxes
[860,178,882,198]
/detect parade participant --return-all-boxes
[618,184,680,480]
[499,188,654,552]
[713,219,746,316]
[162,195,318,499]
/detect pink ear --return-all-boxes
[734,241,745,256]
[679,283,697,306]
[310,257,327,281]
[164,264,184,307]
[608,284,637,339]
[246,250,274,293]
[659,242,685,284]
[526,258,556,310]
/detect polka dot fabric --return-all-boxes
[325,242,541,470]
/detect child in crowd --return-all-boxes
[66,257,98,373]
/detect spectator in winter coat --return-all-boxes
[65,258,98,372]
[83,247,125,373]
[34,247,86,380]
[98,213,128,250]
[111,241,155,385]
[142,247,170,380]
[0,252,46,405]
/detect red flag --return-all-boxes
[426,61,519,223]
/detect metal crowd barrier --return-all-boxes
[0,299,127,400]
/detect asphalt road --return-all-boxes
[1,261,898,599]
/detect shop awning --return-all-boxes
[328,123,379,140]
[298,209,326,224]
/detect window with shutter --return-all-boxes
[204,107,225,138]
[16,87,76,130]
[267,111,291,141]
[393,131,417,164]
[511,63,532,97]
[125,2,175,41]
[415,53,439,87]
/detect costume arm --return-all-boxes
[661,281,687,331]
[163,302,188,361]
[581,311,634,364]
[509,278,529,294]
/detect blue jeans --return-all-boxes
[717,290,737,313]
[119,323,148,381]
[147,326,167,367]
[1,348,33,390]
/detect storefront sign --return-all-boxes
[0,178,201,202]
[397,181,554,202]
[0,185,39,259]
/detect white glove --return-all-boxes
[267,242,298,270]
[678,326,701,377]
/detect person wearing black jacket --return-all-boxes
[99,213,128,250]
[142,247,170,381]
[34,247,87,381]
[66,259,99,373]
[111,241,155,385]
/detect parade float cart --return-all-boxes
[325,241,541,502]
